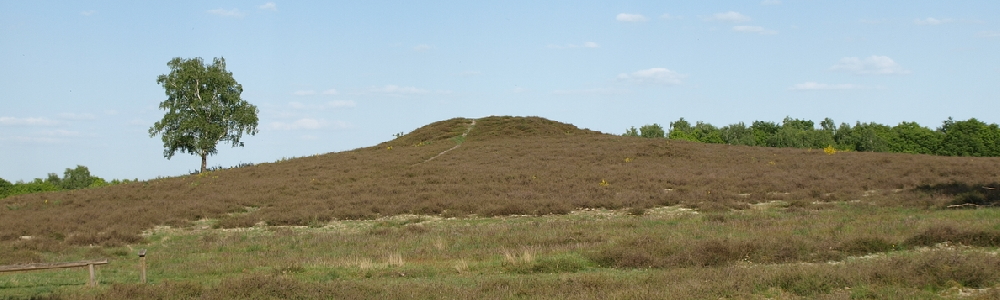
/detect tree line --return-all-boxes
[0,165,137,199]
[624,117,1000,157]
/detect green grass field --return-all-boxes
[5,204,1000,299]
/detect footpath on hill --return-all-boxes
[414,119,476,165]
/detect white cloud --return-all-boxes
[258,2,277,11]
[0,117,59,126]
[322,89,339,95]
[660,13,676,20]
[830,56,911,75]
[705,11,751,22]
[80,10,97,16]
[58,113,97,121]
[733,25,777,35]
[760,0,781,5]
[788,82,864,91]
[547,42,600,49]
[977,31,1000,38]
[289,101,306,109]
[327,100,356,109]
[914,17,953,25]
[293,90,317,96]
[413,44,432,51]
[617,68,687,85]
[270,118,323,130]
[207,8,244,18]
[616,13,648,22]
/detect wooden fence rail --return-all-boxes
[0,259,109,287]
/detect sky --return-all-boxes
[2,1,999,182]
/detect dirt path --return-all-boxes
[414,119,476,165]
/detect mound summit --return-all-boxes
[3,116,1000,250]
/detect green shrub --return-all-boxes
[623,126,639,137]
[837,237,896,255]
[60,165,97,190]
[5,181,60,198]
[640,124,665,138]
[903,226,1000,248]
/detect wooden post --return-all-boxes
[88,263,96,287]
[0,259,109,288]
[138,249,147,284]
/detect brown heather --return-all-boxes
[3,116,1000,299]
[3,116,998,247]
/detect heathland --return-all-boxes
[2,116,1000,299]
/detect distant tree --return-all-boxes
[668,118,698,141]
[750,121,781,147]
[782,117,814,131]
[623,126,640,137]
[0,178,11,197]
[89,177,109,188]
[833,122,854,150]
[844,122,893,152]
[149,57,259,173]
[639,124,666,138]
[890,122,940,154]
[60,165,96,190]
[690,121,724,143]
[8,182,60,197]
[720,122,756,146]
[820,118,836,133]
[937,118,999,157]
[44,173,61,186]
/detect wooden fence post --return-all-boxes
[88,263,96,287]
[0,259,109,288]
[138,249,147,284]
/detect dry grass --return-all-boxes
[3,204,1000,299]
[3,116,997,252]
[3,115,1000,298]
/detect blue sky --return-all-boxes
[2,1,998,182]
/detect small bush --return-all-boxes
[772,270,841,296]
[65,230,143,247]
[508,253,594,273]
[904,226,1000,248]
[837,237,896,255]
[216,214,260,229]
[627,207,646,216]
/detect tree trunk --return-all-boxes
[201,153,208,173]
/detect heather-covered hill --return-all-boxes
[3,116,999,259]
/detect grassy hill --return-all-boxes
[4,116,1000,299]
[3,116,999,252]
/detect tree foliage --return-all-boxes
[0,165,133,199]
[149,57,259,173]
[622,124,666,138]
[623,126,639,137]
[639,124,666,138]
[60,165,96,190]
[647,116,1000,157]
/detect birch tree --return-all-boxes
[149,57,259,173]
